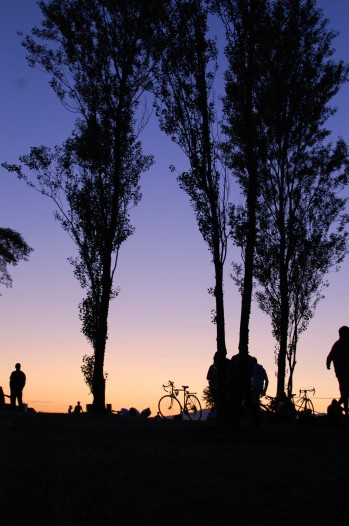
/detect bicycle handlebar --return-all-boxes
[161,381,192,394]
[299,387,315,396]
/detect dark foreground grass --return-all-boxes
[0,412,348,526]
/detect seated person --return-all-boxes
[0,386,5,406]
[327,399,345,426]
[273,392,297,423]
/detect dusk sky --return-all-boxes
[1,0,349,416]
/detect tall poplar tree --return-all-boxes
[3,0,156,411]
[218,0,349,394]
[212,0,269,356]
[152,0,230,418]
[249,0,349,396]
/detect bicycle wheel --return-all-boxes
[185,395,202,421]
[158,395,182,419]
[296,397,314,414]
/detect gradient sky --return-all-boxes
[1,0,349,416]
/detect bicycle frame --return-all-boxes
[162,381,191,411]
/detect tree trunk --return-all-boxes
[238,0,258,357]
[92,313,108,412]
[213,247,229,424]
[239,218,256,355]
[277,323,288,398]
[92,342,106,412]
[214,257,227,357]
[277,262,289,397]
[91,261,112,412]
[286,321,298,397]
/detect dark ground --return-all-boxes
[0,411,348,526]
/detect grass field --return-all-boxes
[0,412,348,525]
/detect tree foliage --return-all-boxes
[0,227,33,292]
[202,384,215,409]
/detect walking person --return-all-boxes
[327,326,349,415]
[9,363,26,408]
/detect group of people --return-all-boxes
[207,351,268,426]
[206,325,349,426]
[0,363,26,410]
[68,402,84,414]
[117,407,151,418]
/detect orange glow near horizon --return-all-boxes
[1,285,345,418]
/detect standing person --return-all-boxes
[74,401,83,413]
[207,351,230,424]
[9,363,26,408]
[227,351,258,426]
[207,352,220,409]
[326,326,349,415]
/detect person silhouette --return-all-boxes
[327,326,349,415]
[74,401,83,413]
[68,405,73,414]
[227,351,259,426]
[327,399,345,426]
[207,351,230,423]
[207,352,220,409]
[9,363,26,408]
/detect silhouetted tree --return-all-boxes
[220,0,349,395]
[153,0,230,420]
[0,227,33,293]
[212,0,269,356]
[251,0,349,396]
[3,0,156,411]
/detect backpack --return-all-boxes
[252,363,266,392]
[207,364,219,390]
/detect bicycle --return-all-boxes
[293,388,315,414]
[158,381,202,421]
